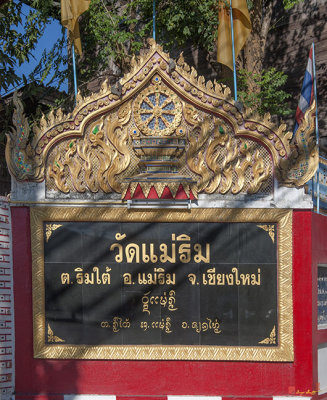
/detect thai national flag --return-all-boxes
[294,45,314,134]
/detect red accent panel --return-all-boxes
[175,184,188,200]
[123,187,132,200]
[132,184,145,199]
[12,208,316,397]
[292,211,314,393]
[317,329,327,343]
[160,186,173,199]
[312,213,327,393]
[147,186,159,199]
[189,189,196,200]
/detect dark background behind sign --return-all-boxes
[44,221,277,347]
[318,266,327,327]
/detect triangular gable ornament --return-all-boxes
[6,40,318,201]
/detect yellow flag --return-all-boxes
[61,0,91,55]
[217,0,251,70]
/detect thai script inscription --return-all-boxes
[188,267,261,286]
[110,233,210,264]
[60,266,262,287]
[61,266,111,285]
[123,268,176,285]
[59,233,263,288]
[44,221,281,348]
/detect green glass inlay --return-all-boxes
[92,125,99,135]
[219,126,224,134]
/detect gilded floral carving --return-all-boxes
[6,40,318,193]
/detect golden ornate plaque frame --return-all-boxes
[31,207,293,361]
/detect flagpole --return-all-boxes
[153,0,156,41]
[71,43,78,101]
[312,42,320,213]
[229,0,238,101]
[311,175,315,204]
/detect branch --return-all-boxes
[260,0,274,54]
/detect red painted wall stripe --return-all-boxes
[311,212,327,396]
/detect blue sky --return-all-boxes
[1,2,68,97]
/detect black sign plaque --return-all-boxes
[44,220,277,347]
[31,207,293,361]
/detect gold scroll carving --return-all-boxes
[45,224,62,242]
[47,103,132,194]
[47,324,65,343]
[257,224,275,243]
[6,40,318,196]
[258,326,277,345]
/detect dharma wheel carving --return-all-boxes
[6,39,318,200]
[133,76,183,137]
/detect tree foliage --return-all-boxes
[0,0,66,95]
[76,0,220,88]
[80,0,302,115]
[238,67,292,116]
[282,0,302,10]
[1,0,303,118]
[134,0,219,52]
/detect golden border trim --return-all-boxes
[31,207,293,361]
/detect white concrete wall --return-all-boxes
[318,342,327,394]
[0,199,14,400]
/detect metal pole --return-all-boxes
[312,43,319,146]
[312,42,320,213]
[153,0,156,41]
[229,0,238,101]
[317,169,320,214]
[72,43,78,101]
[311,176,315,204]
